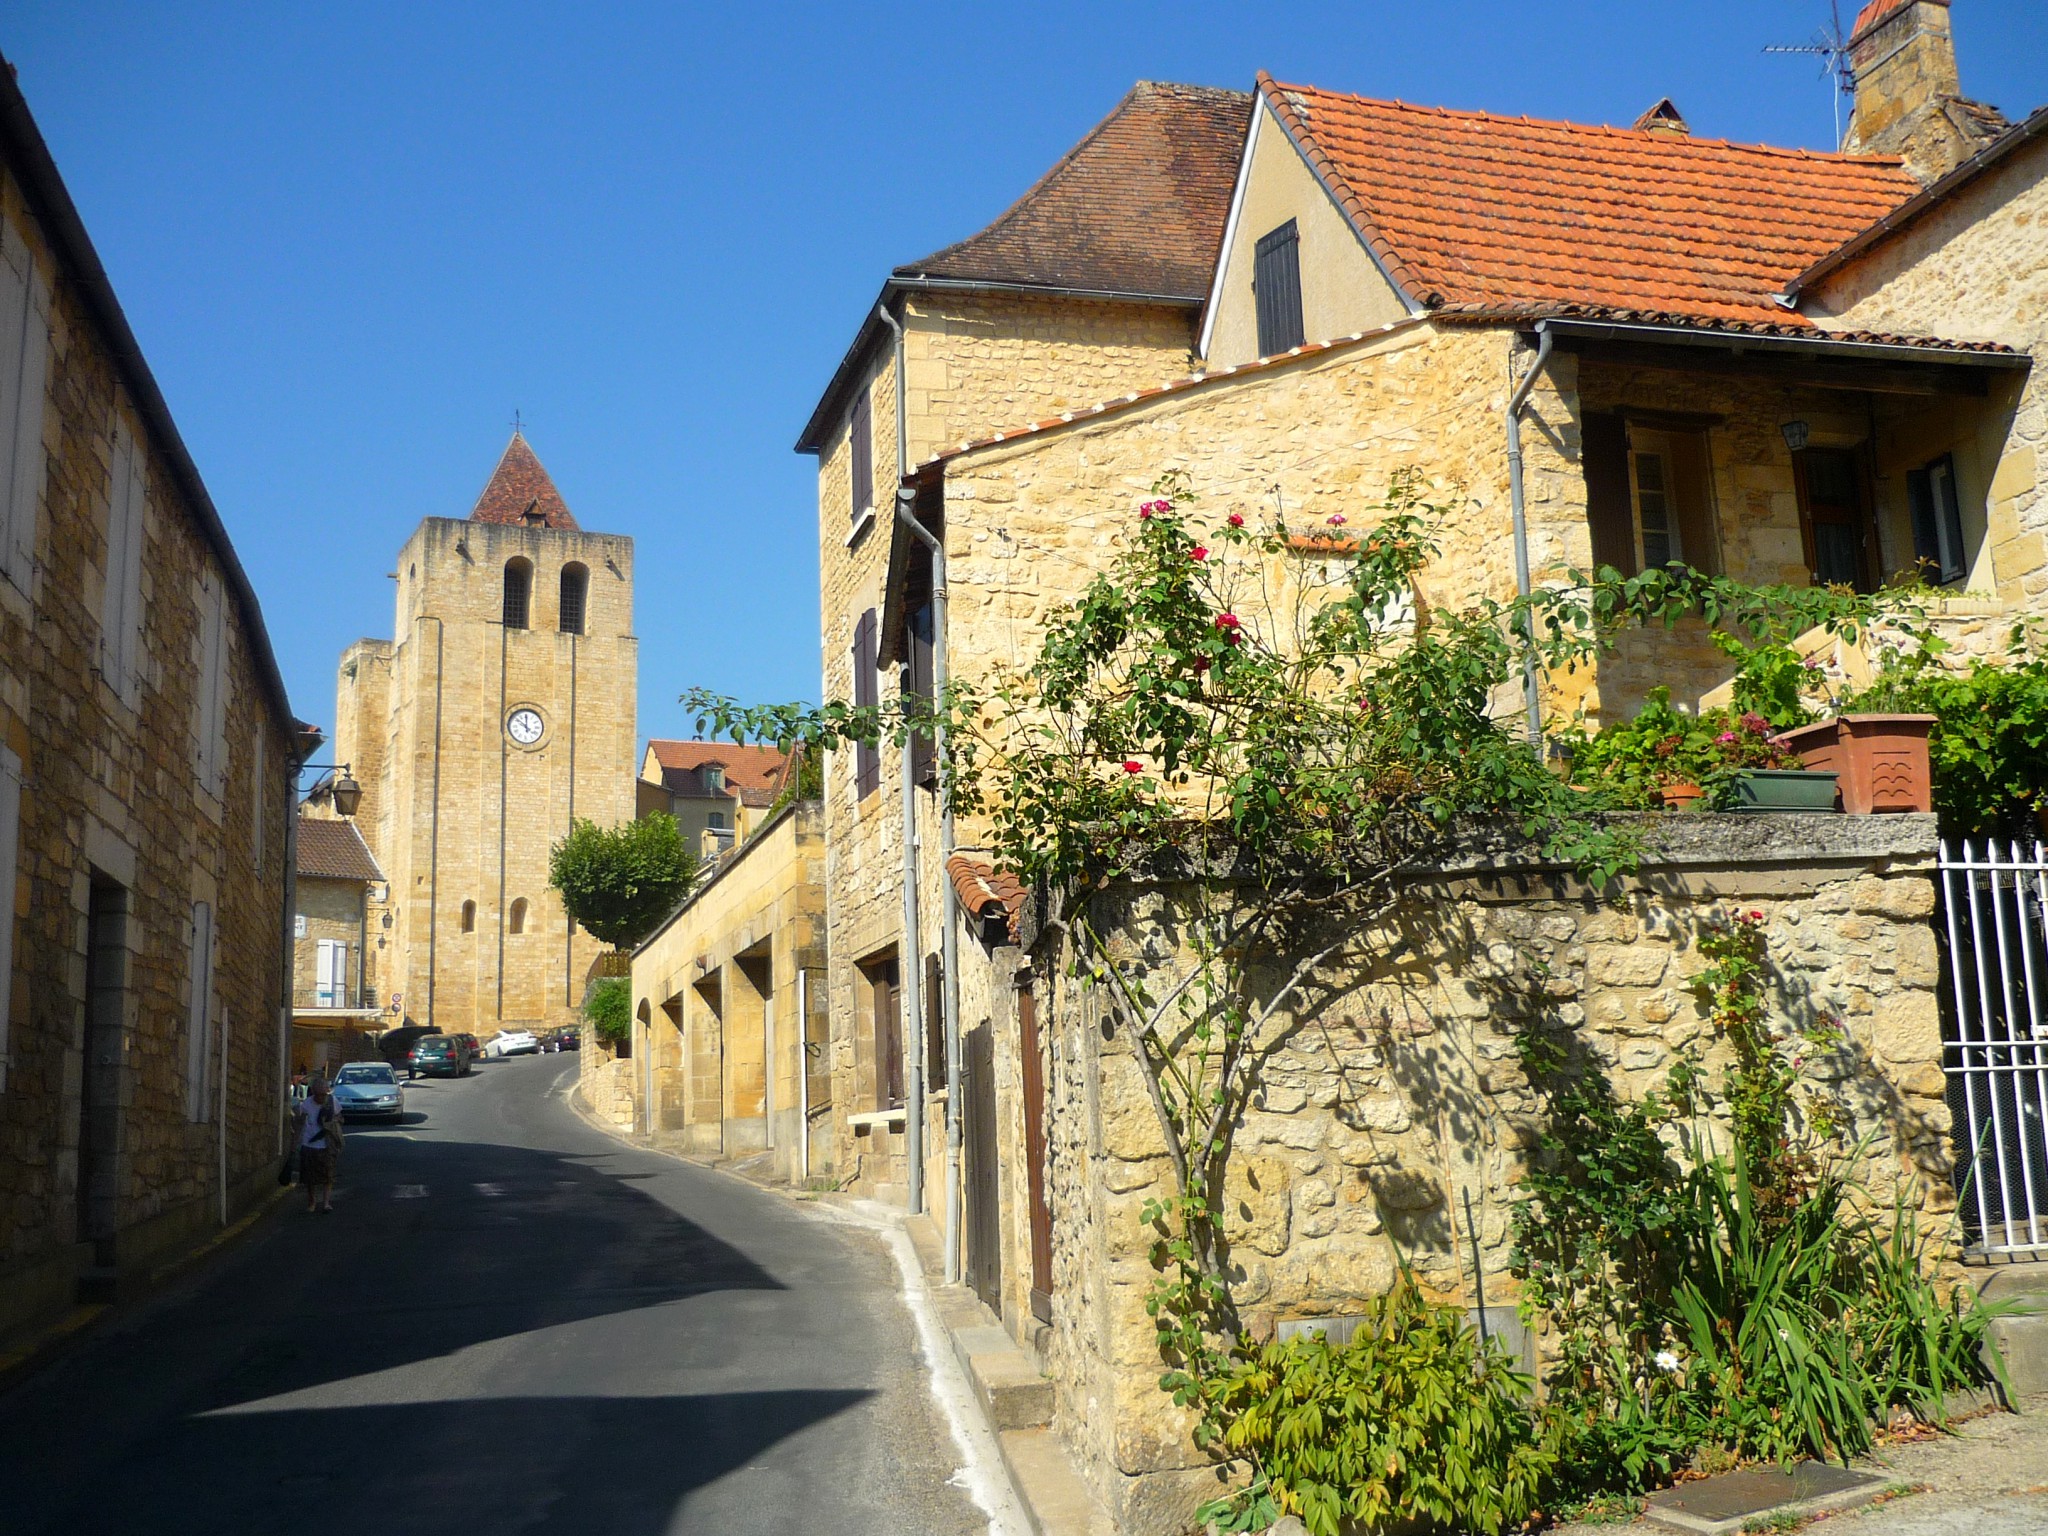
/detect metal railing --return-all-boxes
[292,980,377,1012]
[1939,838,2048,1257]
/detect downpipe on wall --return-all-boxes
[1504,322,1553,747]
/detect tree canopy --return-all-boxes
[547,812,696,950]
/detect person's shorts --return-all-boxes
[299,1145,336,1185]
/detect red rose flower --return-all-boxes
[1215,612,1240,630]
[1190,546,1208,562]
[1123,761,1143,774]
[1228,513,1244,528]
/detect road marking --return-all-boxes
[472,1182,506,1198]
[392,1184,428,1199]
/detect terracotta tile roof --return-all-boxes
[1258,73,1922,328]
[296,816,384,883]
[645,740,791,806]
[898,82,1251,300]
[946,855,1025,941]
[468,431,580,531]
[1849,0,1939,44]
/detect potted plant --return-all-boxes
[1697,709,1838,811]
[1561,688,1720,810]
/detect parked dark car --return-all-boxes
[543,1028,580,1053]
[451,1032,483,1063]
[410,1034,471,1078]
[378,1024,440,1068]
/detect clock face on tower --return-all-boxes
[507,708,545,746]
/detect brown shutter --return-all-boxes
[925,952,945,1090]
[853,609,879,798]
[850,391,873,523]
[908,601,936,787]
[1582,411,1637,577]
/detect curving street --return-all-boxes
[0,1054,990,1536]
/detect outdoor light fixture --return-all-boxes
[303,761,364,817]
[1780,420,1811,453]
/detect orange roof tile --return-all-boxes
[469,431,579,531]
[1259,74,1922,328]
[296,816,384,883]
[946,855,1025,941]
[645,740,791,806]
[1849,0,1941,45]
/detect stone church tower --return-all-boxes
[324,432,636,1039]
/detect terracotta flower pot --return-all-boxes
[1772,714,1936,814]
[1657,782,1705,810]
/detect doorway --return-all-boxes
[1017,984,1053,1324]
[79,876,127,1258]
[964,1019,1003,1315]
[1794,447,1878,592]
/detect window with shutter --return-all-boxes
[251,726,265,872]
[850,389,874,524]
[194,572,229,797]
[0,219,51,597]
[0,744,19,1095]
[1253,220,1305,357]
[187,900,215,1121]
[853,608,879,799]
[908,601,936,787]
[102,418,147,706]
[1582,412,1637,576]
[1907,454,1968,585]
[924,951,945,1091]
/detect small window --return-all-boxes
[1254,219,1305,357]
[1908,454,1968,585]
[1631,450,1679,568]
[460,899,476,933]
[508,897,528,935]
[503,558,532,629]
[703,765,725,792]
[850,388,874,523]
[707,810,728,830]
[559,563,587,635]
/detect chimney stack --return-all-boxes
[1842,0,2006,183]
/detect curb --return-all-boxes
[0,1179,292,1393]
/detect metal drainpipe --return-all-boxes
[1505,323,1555,747]
[877,303,927,1217]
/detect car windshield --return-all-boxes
[335,1065,395,1084]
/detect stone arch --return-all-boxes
[503,557,532,630]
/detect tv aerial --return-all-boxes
[1765,0,1857,145]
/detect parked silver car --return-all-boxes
[332,1061,405,1120]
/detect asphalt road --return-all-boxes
[0,1053,992,1536]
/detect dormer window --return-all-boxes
[1254,219,1304,357]
[704,765,725,793]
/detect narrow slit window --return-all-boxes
[508,897,527,934]
[460,899,476,934]
[503,558,532,630]
[559,563,587,635]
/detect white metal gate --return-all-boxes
[1939,838,2048,1257]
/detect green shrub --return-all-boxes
[584,975,631,1044]
[1205,1273,1552,1536]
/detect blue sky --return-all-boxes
[7,1,2045,750]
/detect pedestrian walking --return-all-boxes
[292,1075,343,1214]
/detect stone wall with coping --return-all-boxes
[1023,813,1951,1535]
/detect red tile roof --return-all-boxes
[1259,74,1922,328]
[296,816,384,883]
[946,855,1025,940]
[1849,0,1941,45]
[645,741,792,807]
[469,431,580,531]
[899,82,1252,300]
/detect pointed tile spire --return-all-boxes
[469,430,579,531]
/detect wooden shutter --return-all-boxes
[924,951,945,1091]
[0,744,19,1095]
[0,224,49,595]
[195,572,229,795]
[1017,983,1053,1323]
[1582,412,1637,577]
[187,900,215,1120]
[1908,456,1966,584]
[908,601,936,787]
[103,419,147,705]
[878,957,904,1109]
[1253,220,1304,357]
[850,389,874,523]
[853,608,879,798]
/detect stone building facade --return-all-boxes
[0,63,304,1339]
[798,80,1251,1208]
[288,815,384,1075]
[628,800,829,1183]
[321,433,636,1044]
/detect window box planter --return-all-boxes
[1771,714,1936,814]
[1731,768,1840,812]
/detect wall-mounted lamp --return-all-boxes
[303,761,364,818]
[1780,420,1811,453]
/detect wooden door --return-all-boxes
[1017,984,1053,1324]
[965,1021,1003,1315]
[1794,448,1878,592]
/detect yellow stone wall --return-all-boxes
[0,170,298,1331]
[333,516,637,1042]
[1807,136,2048,611]
[814,288,1201,1199]
[631,801,828,1182]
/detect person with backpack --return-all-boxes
[292,1076,343,1214]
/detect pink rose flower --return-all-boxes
[1215,613,1240,630]
[1328,514,1347,527]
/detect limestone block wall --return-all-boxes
[1808,137,2048,611]
[291,877,368,1005]
[1027,815,1952,1535]
[0,170,297,1334]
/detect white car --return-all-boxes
[484,1030,541,1058]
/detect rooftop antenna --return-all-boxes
[1765,0,1857,146]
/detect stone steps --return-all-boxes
[1979,1262,2048,1396]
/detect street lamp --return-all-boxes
[303,762,363,818]
[1780,420,1811,453]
